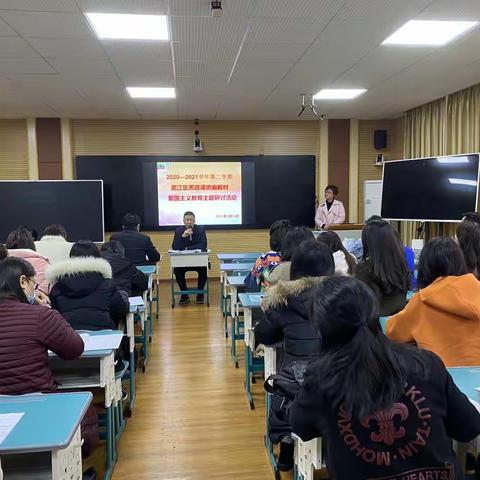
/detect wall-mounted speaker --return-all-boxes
[374,129,387,149]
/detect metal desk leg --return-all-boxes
[231,314,238,368]
[245,345,254,409]
[265,392,280,479]
[126,313,136,414]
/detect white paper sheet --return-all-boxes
[128,296,144,307]
[0,412,24,444]
[84,333,123,351]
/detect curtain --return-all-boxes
[401,82,480,244]
[447,83,480,155]
[401,98,448,244]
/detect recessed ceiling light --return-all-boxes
[127,87,176,99]
[86,13,169,40]
[314,89,367,100]
[382,20,478,46]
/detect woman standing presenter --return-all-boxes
[315,185,346,229]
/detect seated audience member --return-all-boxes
[6,227,50,293]
[290,276,480,480]
[244,219,291,291]
[35,224,73,265]
[0,258,98,456]
[462,211,480,224]
[0,244,7,260]
[365,215,416,288]
[100,241,148,297]
[268,226,313,285]
[387,237,480,366]
[255,240,334,471]
[111,213,161,265]
[316,230,356,275]
[48,240,129,331]
[355,220,410,316]
[456,220,480,279]
[171,211,208,305]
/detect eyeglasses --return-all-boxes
[28,278,39,291]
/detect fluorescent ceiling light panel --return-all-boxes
[448,178,477,187]
[86,13,169,40]
[437,156,469,164]
[127,87,176,98]
[382,20,478,46]
[314,89,367,100]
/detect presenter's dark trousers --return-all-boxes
[174,267,207,296]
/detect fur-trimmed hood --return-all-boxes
[262,276,326,312]
[46,257,112,285]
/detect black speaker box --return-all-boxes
[374,129,387,149]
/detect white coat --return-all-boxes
[315,199,346,228]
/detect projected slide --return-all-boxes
[157,162,242,226]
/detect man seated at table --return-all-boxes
[172,211,208,305]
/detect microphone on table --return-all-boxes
[189,234,192,241]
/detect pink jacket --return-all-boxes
[315,199,346,228]
[8,249,51,293]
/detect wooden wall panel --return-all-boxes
[72,120,319,157]
[358,117,405,220]
[0,120,28,179]
[36,118,62,180]
[328,119,350,220]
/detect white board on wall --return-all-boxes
[364,180,382,221]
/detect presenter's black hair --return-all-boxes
[290,240,334,280]
[417,237,467,288]
[70,240,100,258]
[282,227,314,261]
[183,211,195,217]
[122,213,141,230]
[269,219,291,253]
[307,276,426,418]
[325,185,339,196]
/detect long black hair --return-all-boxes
[290,240,334,280]
[309,276,426,418]
[316,230,356,274]
[360,221,410,294]
[456,222,480,279]
[281,227,314,262]
[417,237,467,289]
[0,257,35,303]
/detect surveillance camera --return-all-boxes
[211,1,222,16]
[320,114,326,121]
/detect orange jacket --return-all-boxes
[386,274,480,366]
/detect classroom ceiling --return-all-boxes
[0,0,480,120]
